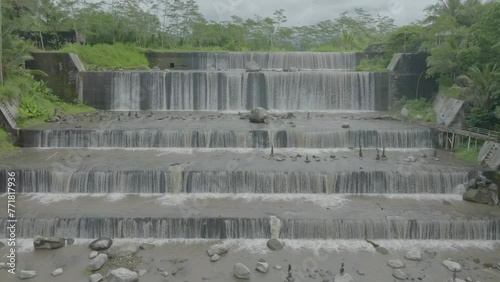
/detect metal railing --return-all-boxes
[450,124,500,141]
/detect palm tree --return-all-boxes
[424,0,482,27]
[457,63,499,109]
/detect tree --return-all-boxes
[271,9,286,48]
[457,63,499,109]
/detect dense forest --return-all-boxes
[0,0,499,130]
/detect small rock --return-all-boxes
[33,235,65,249]
[137,269,147,276]
[89,251,99,259]
[89,273,104,282]
[388,259,406,269]
[108,268,139,282]
[274,265,282,270]
[405,248,422,261]
[0,262,6,269]
[401,107,409,117]
[249,107,269,124]
[161,271,169,277]
[19,270,38,279]
[89,253,109,271]
[334,273,354,282]
[234,263,251,279]
[342,123,350,129]
[256,262,269,273]
[106,241,139,258]
[376,246,389,255]
[52,268,63,276]
[356,269,365,275]
[89,237,113,251]
[139,243,155,250]
[246,61,261,72]
[465,277,473,282]
[0,241,5,249]
[392,269,407,280]
[267,238,285,250]
[210,254,220,262]
[443,260,462,272]
[207,243,229,256]
[66,238,75,245]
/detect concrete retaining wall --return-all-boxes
[477,142,500,170]
[433,93,465,127]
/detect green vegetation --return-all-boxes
[0,129,17,157]
[398,98,437,124]
[60,44,149,70]
[454,147,481,164]
[355,57,389,71]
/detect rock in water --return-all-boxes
[341,122,350,129]
[210,254,221,262]
[392,269,407,280]
[245,61,261,72]
[207,243,229,256]
[89,251,99,259]
[388,259,406,269]
[267,238,285,250]
[233,263,251,279]
[89,273,104,282]
[376,246,389,255]
[33,236,65,249]
[334,273,354,282]
[139,243,155,250]
[106,241,139,258]
[443,279,466,282]
[442,260,462,272]
[108,268,139,282]
[89,237,113,251]
[89,254,109,271]
[19,270,37,279]
[256,262,269,273]
[52,268,63,276]
[404,248,422,261]
[249,107,269,123]
[401,107,410,117]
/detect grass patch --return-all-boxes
[355,57,390,71]
[439,85,462,98]
[399,98,437,124]
[0,129,18,157]
[453,147,481,164]
[59,43,149,70]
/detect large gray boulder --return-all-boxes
[246,61,261,72]
[106,241,139,258]
[19,270,38,279]
[108,268,139,282]
[207,243,229,256]
[89,237,113,251]
[249,107,269,123]
[388,259,405,269]
[463,186,499,206]
[267,238,284,250]
[33,236,65,249]
[233,263,251,279]
[442,260,461,272]
[89,253,109,271]
[404,248,422,261]
[256,261,269,273]
[392,269,407,280]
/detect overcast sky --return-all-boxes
[196,0,436,26]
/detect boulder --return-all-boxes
[89,253,109,271]
[267,238,285,250]
[388,259,405,269]
[207,243,229,256]
[249,107,269,123]
[89,273,104,282]
[334,273,354,282]
[89,237,113,251]
[108,268,139,282]
[233,263,251,279]
[89,251,99,259]
[404,248,422,261]
[33,236,65,250]
[342,123,350,129]
[392,269,407,280]
[401,107,409,117]
[376,246,389,255]
[106,241,139,258]
[210,254,221,262]
[256,261,269,273]
[19,270,38,279]
[463,187,499,206]
[245,61,261,72]
[65,238,75,245]
[52,268,64,276]
[442,260,461,272]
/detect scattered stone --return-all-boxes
[89,237,113,251]
[334,273,354,282]
[89,273,104,282]
[0,262,6,269]
[274,265,282,270]
[281,112,296,119]
[249,107,269,123]
[388,259,406,269]
[356,269,365,275]
[161,271,169,277]
[0,241,5,249]
[267,238,285,250]
[443,279,465,282]
[137,269,147,277]
[404,156,416,162]
[33,235,65,249]
[65,238,75,245]
[207,243,229,256]
[89,253,109,271]
[52,268,63,276]
[443,260,462,272]
[392,269,407,280]
[139,243,155,250]
[233,263,251,279]
[210,254,220,262]
[108,268,139,282]
[405,248,422,261]
[468,178,477,188]
[465,277,473,282]
[401,107,409,117]
[105,241,139,258]
[89,251,99,259]
[18,270,38,280]
[245,61,261,72]
[463,183,499,206]
[342,123,350,129]
[256,261,269,273]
